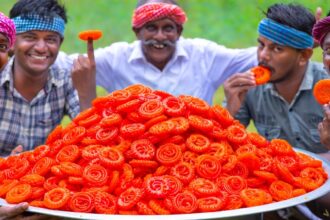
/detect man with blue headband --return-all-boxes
[0,0,94,155]
[224,3,330,219]
[225,3,329,155]
[0,0,91,218]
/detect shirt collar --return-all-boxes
[299,61,314,91]
[0,56,62,92]
[128,37,189,63]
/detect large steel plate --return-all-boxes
[0,148,329,220]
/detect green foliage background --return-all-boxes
[1,0,328,129]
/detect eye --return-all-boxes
[163,25,175,33]
[145,24,156,32]
[273,46,283,53]
[0,44,8,52]
[257,41,264,50]
[46,37,59,44]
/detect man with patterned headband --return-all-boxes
[313,14,330,152]
[224,4,330,219]
[0,12,15,70]
[0,0,94,156]
[56,0,257,104]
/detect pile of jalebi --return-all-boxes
[0,84,327,214]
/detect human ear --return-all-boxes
[298,48,313,66]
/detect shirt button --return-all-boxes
[296,137,300,141]
[289,109,293,112]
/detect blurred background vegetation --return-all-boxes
[1,0,328,129]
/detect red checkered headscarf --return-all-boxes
[132,2,187,29]
[312,16,330,48]
[0,12,16,48]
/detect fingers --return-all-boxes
[323,104,330,120]
[72,55,95,73]
[21,214,56,220]
[10,145,23,155]
[315,7,322,22]
[87,39,95,66]
[225,72,256,88]
[1,202,29,218]
[318,122,323,132]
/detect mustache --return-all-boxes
[142,39,176,47]
[258,62,274,73]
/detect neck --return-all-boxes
[153,61,167,71]
[273,65,307,104]
[13,62,49,102]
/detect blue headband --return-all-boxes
[258,18,313,49]
[12,15,65,37]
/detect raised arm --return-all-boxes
[71,38,97,111]
[223,71,255,116]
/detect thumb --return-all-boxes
[11,145,23,155]
[3,202,29,218]
[315,7,322,22]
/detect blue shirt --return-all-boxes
[234,61,329,153]
[0,57,80,156]
[56,37,258,104]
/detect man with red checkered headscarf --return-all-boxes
[56,0,257,105]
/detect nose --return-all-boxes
[258,47,271,62]
[153,29,166,41]
[33,39,47,53]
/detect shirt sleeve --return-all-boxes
[196,38,257,86]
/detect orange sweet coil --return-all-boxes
[78,30,103,41]
[0,84,327,214]
[313,79,330,105]
[251,66,271,85]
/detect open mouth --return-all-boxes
[30,54,48,60]
[153,44,165,49]
[143,39,174,50]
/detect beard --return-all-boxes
[269,67,296,84]
[258,61,295,84]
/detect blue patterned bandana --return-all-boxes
[258,18,313,49]
[12,14,65,37]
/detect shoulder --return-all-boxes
[93,41,138,62]
[179,37,256,54]
[179,37,224,51]
[95,41,137,53]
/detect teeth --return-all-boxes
[31,55,47,60]
[153,44,165,49]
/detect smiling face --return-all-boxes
[322,32,330,74]
[0,33,9,70]
[257,36,304,83]
[135,18,182,70]
[13,30,62,77]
